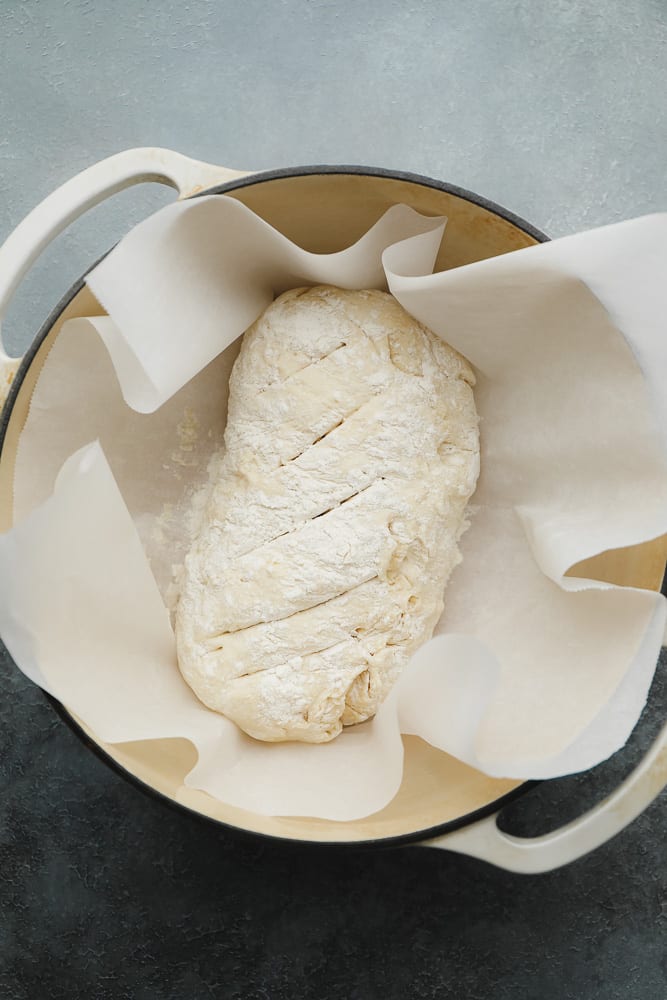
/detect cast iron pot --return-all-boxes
[1,148,666,870]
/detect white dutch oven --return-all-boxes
[1,148,666,872]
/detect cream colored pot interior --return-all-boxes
[2,171,665,843]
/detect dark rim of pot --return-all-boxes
[1,164,548,849]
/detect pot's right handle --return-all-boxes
[422,718,667,873]
[0,146,250,367]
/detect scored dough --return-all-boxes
[175,286,479,743]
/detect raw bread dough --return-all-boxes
[175,286,479,742]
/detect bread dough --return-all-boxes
[175,286,479,742]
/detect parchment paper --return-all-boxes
[0,196,666,820]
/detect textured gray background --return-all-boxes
[1,2,666,998]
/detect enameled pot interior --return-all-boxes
[2,168,665,845]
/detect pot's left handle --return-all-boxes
[0,146,250,367]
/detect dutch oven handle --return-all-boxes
[422,716,667,872]
[0,147,250,367]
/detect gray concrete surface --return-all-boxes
[0,2,666,998]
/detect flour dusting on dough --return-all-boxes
[175,287,479,743]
